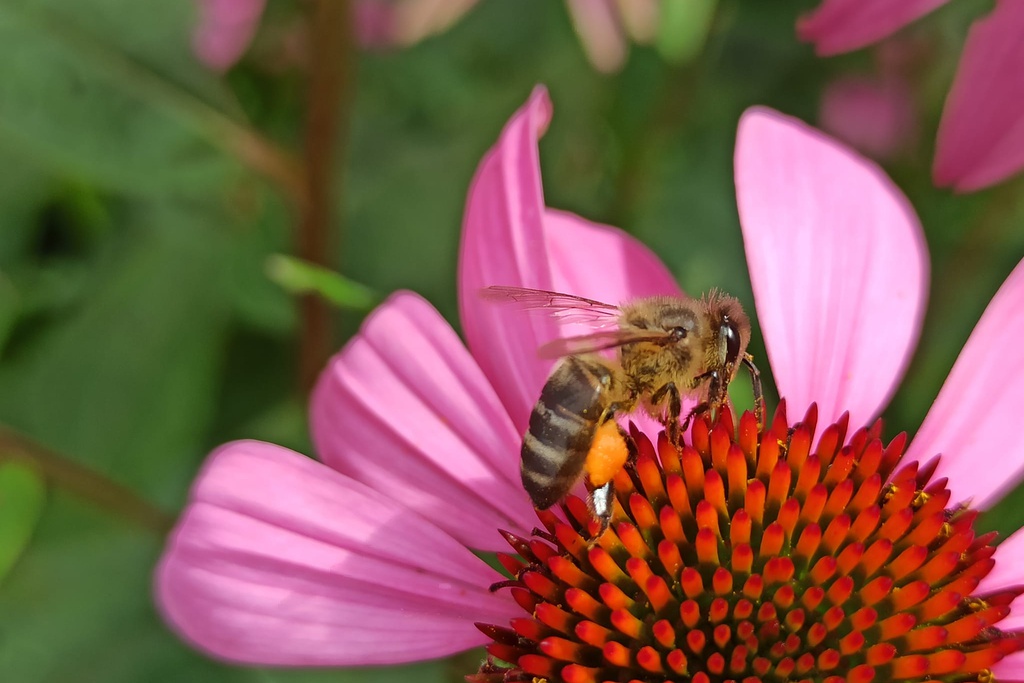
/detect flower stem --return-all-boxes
[296,0,354,393]
[0,426,175,535]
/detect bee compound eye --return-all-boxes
[723,322,741,367]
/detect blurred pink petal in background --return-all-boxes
[564,0,659,72]
[365,0,479,48]
[818,75,916,161]
[797,0,951,56]
[353,0,397,47]
[363,0,659,70]
[192,0,482,67]
[933,0,1024,191]
[193,0,267,71]
[799,0,1024,192]
[193,0,666,73]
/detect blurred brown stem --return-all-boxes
[220,124,308,207]
[296,0,354,393]
[0,427,174,535]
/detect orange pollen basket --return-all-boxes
[469,401,1024,683]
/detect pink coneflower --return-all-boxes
[799,0,1024,192]
[157,87,1024,681]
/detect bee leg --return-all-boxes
[650,383,683,445]
[587,481,614,546]
[706,370,727,421]
[742,353,765,432]
[666,383,682,445]
[619,423,639,468]
[681,401,710,433]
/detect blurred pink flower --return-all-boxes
[356,0,660,71]
[818,74,916,161]
[799,0,1024,192]
[564,0,659,73]
[192,0,266,72]
[355,0,479,49]
[156,88,1024,678]
[193,0,662,73]
[190,0,478,69]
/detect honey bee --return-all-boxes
[484,285,764,534]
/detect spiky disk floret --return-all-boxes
[471,401,1024,683]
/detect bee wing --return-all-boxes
[537,328,672,359]
[480,285,622,326]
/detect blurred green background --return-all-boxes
[0,0,1020,681]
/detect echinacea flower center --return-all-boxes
[471,402,1024,683]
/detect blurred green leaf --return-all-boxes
[0,493,469,683]
[258,661,450,683]
[656,0,718,63]
[0,496,255,683]
[0,0,244,195]
[0,462,45,584]
[5,0,238,102]
[0,158,52,266]
[226,203,296,333]
[0,213,230,505]
[0,272,19,357]
[266,254,380,311]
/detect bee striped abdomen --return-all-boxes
[521,357,609,509]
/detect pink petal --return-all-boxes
[157,441,516,666]
[192,0,266,71]
[933,0,1024,192]
[544,208,684,309]
[797,0,951,56]
[907,257,1024,508]
[979,528,1024,644]
[994,652,1024,680]
[459,86,559,431]
[979,527,1024,595]
[565,0,628,73]
[735,107,928,433]
[311,291,535,551]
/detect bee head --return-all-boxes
[703,292,751,378]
